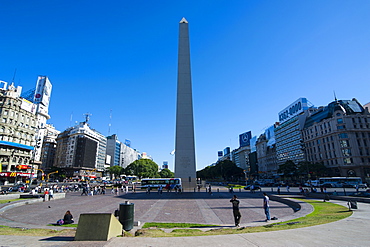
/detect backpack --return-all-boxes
[56,219,64,225]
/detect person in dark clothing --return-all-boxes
[63,210,74,224]
[230,195,241,227]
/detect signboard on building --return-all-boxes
[239,131,252,147]
[218,151,223,157]
[278,98,309,123]
[224,147,230,156]
[20,98,37,114]
[162,161,168,169]
[34,76,52,107]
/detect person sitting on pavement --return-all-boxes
[63,210,74,224]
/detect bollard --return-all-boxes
[119,201,134,231]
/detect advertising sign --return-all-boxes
[34,76,52,107]
[20,99,37,114]
[218,151,223,157]
[239,131,252,147]
[278,98,309,123]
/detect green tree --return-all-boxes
[159,168,174,178]
[196,160,243,181]
[278,160,298,181]
[107,165,123,179]
[125,159,159,178]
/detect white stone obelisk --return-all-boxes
[175,17,197,191]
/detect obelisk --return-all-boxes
[175,17,197,191]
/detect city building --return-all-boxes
[106,134,140,168]
[302,98,370,183]
[256,125,278,178]
[54,116,107,180]
[40,124,60,172]
[275,98,315,166]
[0,81,37,184]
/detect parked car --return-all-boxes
[244,185,261,191]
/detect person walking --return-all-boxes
[263,192,271,222]
[230,195,241,227]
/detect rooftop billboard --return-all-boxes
[278,98,309,123]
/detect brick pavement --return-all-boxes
[0,189,298,229]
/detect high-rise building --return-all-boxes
[275,98,314,166]
[174,17,197,190]
[54,118,106,180]
[106,134,140,168]
[302,98,370,183]
[40,124,60,171]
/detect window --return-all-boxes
[340,140,349,147]
[338,133,348,138]
[337,125,345,130]
[337,118,343,124]
[342,149,351,156]
[344,158,351,164]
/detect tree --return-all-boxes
[107,165,123,179]
[196,160,243,181]
[278,160,298,181]
[159,168,174,178]
[125,159,159,178]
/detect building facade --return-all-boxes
[54,119,107,180]
[106,134,140,169]
[302,98,370,183]
[275,98,314,166]
[256,125,278,178]
[0,82,37,184]
[40,124,60,172]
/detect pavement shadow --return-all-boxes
[39,236,75,241]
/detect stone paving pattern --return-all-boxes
[0,187,295,228]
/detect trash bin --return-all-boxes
[119,201,134,231]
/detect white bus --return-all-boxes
[318,177,362,188]
[141,178,181,189]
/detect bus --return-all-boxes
[318,177,363,188]
[141,178,181,189]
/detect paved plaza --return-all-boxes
[0,188,369,246]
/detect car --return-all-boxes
[244,185,261,191]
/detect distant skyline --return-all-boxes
[1,1,370,171]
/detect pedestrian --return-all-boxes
[230,195,241,227]
[81,186,88,196]
[277,185,281,195]
[263,192,271,222]
[49,188,54,200]
[356,184,359,193]
[158,185,163,194]
[43,188,49,202]
[208,184,212,194]
[146,186,151,194]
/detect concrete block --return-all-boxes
[75,213,122,241]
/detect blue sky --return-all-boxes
[1,1,370,171]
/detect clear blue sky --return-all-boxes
[1,1,370,171]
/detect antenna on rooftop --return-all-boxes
[333,91,338,101]
[83,113,92,123]
[12,69,17,83]
[108,109,112,135]
[70,112,73,127]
